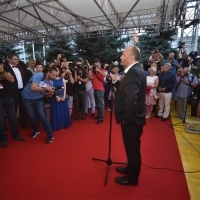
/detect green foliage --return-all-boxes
[45,38,74,62]
[137,28,178,63]
[74,31,130,64]
[0,44,22,58]
[24,42,43,62]
[197,36,200,53]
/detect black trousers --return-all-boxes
[14,89,28,126]
[120,122,143,181]
[73,90,86,118]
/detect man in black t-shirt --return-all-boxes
[0,58,24,148]
[73,62,88,121]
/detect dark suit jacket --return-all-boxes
[4,64,27,98]
[114,63,146,126]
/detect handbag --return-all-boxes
[154,93,160,99]
[56,94,69,101]
[188,91,198,106]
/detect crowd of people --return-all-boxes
[0,46,200,149]
[144,47,200,122]
[0,53,124,147]
[1,45,200,187]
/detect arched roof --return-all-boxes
[0,0,183,44]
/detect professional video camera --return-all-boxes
[68,63,83,72]
[189,51,198,59]
[178,41,185,49]
[0,56,8,65]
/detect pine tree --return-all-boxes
[74,31,130,64]
[137,28,178,63]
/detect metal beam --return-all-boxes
[27,0,51,36]
[40,3,112,29]
[31,3,84,36]
[118,0,140,27]
[0,15,48,38]
[93,0,117,30]
[56,0,87,30]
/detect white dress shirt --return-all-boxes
[10,64,23,89]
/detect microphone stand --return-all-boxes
[92,77,126,186]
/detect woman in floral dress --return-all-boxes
[146,67,159,118]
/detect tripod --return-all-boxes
[92,81,126,186]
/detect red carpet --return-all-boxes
[0,112,190,199]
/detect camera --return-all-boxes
[92,64,97,72]
[84,60,88,65]
[189,51,198,59]
[68,63,82,72]
[0,56,8,65]
[52,86,63,96]
[178,41,185,49]
[61,54,66,58]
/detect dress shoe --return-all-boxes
[0,140,8,148]
[82,115,86,121]
[91,113,95,118]
[95,119,103,124]
[74,117,78,122]
[21,125,31,129]
[13,135,24,141]
[93,116,99,120]
[161,117,167,121]
[116,166,128,174]
[115,176,138,186]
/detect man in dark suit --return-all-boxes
[5,54,30,129]
[110,46,146,186]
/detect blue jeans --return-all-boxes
[22,97,53,137]
[94,90,105,120]
[0,98,19,141]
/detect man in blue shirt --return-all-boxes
[163,52,180,74]
[21,67,58,144]
[157,63,176,121]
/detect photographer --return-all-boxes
[21,67,58,144]
[163,52,180,74]
[190,51,200,76]
[57,54,68,68]
[176,67,198,120]
[61,66,75,117]
[88,58,107,124]
[84,60,96,117]
[176,42,190,69]
[73,61,88,121]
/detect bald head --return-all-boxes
[120,46,141,68]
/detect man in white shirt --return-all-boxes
[6,54,30,129]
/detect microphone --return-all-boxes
[113,61,119,66]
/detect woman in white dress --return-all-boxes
[146,67,159,118]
